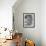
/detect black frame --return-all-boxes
[23,13,35,28]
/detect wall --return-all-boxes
[41,0,46,46]
[13,0,41,46]
[0,0,16,30]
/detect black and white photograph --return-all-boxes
[23,13,35,28]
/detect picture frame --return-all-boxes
[23,13,35,28]
[13,13,15,31]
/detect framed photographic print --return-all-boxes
[23,13,35,28]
